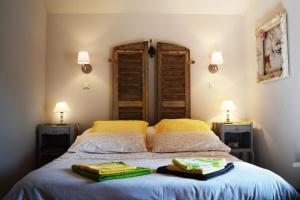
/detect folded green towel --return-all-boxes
[172,157,227,170]
[72,165,151,182]
[76,162,137,174]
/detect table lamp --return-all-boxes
[53,101,70,125]
[221,100,236,124]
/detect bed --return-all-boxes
[4,124,300,200]
[4,152,299,199]
[5,42,299,199]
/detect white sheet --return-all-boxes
[4,151,299,200]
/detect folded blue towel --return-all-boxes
[157,162,234,180]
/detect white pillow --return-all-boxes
[68,130,147,153]
[151,131,231,153]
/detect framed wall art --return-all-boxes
[256,11,289,83]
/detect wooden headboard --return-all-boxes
[111,41,191,122]
[157,42,191,121]
[112,42,149,121]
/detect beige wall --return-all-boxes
[0,0,46,197]
[245,0,300,189]
[46,14,248,128]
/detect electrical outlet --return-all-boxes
[292,162,300,168]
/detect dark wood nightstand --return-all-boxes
[213,122,254,163]
[37,123,79,167]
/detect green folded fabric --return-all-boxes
[172,157,227,170]
[72,165,152,182]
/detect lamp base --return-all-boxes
[81,64,92,74]
[208,64,218,73]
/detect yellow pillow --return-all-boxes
[91,120,149,134]
[155,119,211,133]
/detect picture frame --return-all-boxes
[256,11,289,83]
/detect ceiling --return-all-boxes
[45,0,250,15]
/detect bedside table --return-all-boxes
[213,122,254,163]
[37,123,78,167]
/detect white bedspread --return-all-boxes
[4,151,300,200]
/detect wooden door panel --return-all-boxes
[157,42,191,121]
[112,42,149,121]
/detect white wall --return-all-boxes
[0,0,46,197]
[245,0,300,189]
[45,0,250,15]
[46,14,248,128]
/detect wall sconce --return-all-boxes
[208,51,223,73]
[221,100,236,124]
[77,51,92,74]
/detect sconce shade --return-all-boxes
[211,52,224,65]
[221,100,236,111]
[77,51,90,64]
[53,102,71,113]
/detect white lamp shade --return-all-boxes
[77,51,90,64]
[221,100,236,111]
[53,102,71,113]
[211,51,224,65]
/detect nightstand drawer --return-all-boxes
[224,132,251,149]
[41,134,70,150]
[40,127,69,135]
[223,125,251,133]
